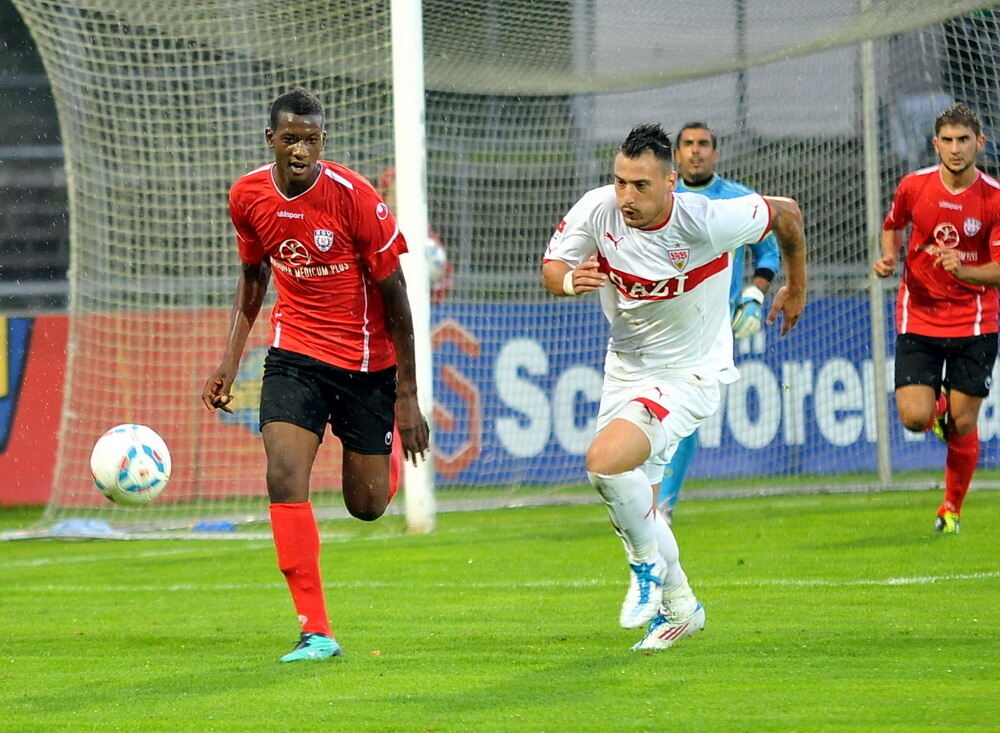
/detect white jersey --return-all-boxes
[545,185,770,383]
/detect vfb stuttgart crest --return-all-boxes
[668,248,690,272]
[314,229,334,252]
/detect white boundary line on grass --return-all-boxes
[9,570,999,593]
[3,543,269,568]
[708,571,1000,587]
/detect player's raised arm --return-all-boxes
[377,266,430,464]
[761,195,807,335]
[202,260,270,412]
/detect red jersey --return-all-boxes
[229,161,407,371]
[883,166,1000,337]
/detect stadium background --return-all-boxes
[1,2,998,527]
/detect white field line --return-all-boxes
[5,571,998,594]
[3,543,272,568]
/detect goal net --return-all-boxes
[11,0,1000,536]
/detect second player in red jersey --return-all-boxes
[882,156,1000,337]
[875,102,1000,535]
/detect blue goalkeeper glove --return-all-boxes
[731,285,765,340]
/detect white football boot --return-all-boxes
[619,556,669,628]
[631,581,705,651]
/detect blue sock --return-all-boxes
[658,432,698,507]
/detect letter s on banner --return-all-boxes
[495,339,551,458]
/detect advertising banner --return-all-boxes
[4,300,999,504]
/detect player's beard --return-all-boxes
[940,156,973,176]
[682,173,712,187]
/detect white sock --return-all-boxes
[653,510,687,590]
[588,469,658,561]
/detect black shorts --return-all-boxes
[894,333,998,397]
[259,347,397,455]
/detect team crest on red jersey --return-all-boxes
[314,229,334,252]
[668,248,690,272]
[964,217,982,237]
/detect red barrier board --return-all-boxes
[0,314,67,506]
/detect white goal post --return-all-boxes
[392,0,437,534]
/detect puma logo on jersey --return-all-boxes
[605,232,624,250]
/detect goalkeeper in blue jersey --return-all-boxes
[657,122,781,519]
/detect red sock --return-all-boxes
[269,502,331,637]
[923,392,949,431]
[389,426,403,503]
[942,428,979,515]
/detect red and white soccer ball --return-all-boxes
[90,424,171,506]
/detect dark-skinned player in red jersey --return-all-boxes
[874,102,1000,534]
[202,88,429,661]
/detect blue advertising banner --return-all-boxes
[431,297,1000,486]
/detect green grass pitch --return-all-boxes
[1,490,997,732]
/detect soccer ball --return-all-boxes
[90,424,171,506]
[426,237,448,284]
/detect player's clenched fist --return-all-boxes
[201,369,235,413]
[873,254,897,278]
[568,256,607,295]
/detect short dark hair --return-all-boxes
[620,123,673,164]
[675,121,718,150]
[935,102,981,137]
[269,88,325,129]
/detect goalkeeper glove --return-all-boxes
[732,285,765,340]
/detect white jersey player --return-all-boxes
[542,123,807,651]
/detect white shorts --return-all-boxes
[596,351,723,481]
